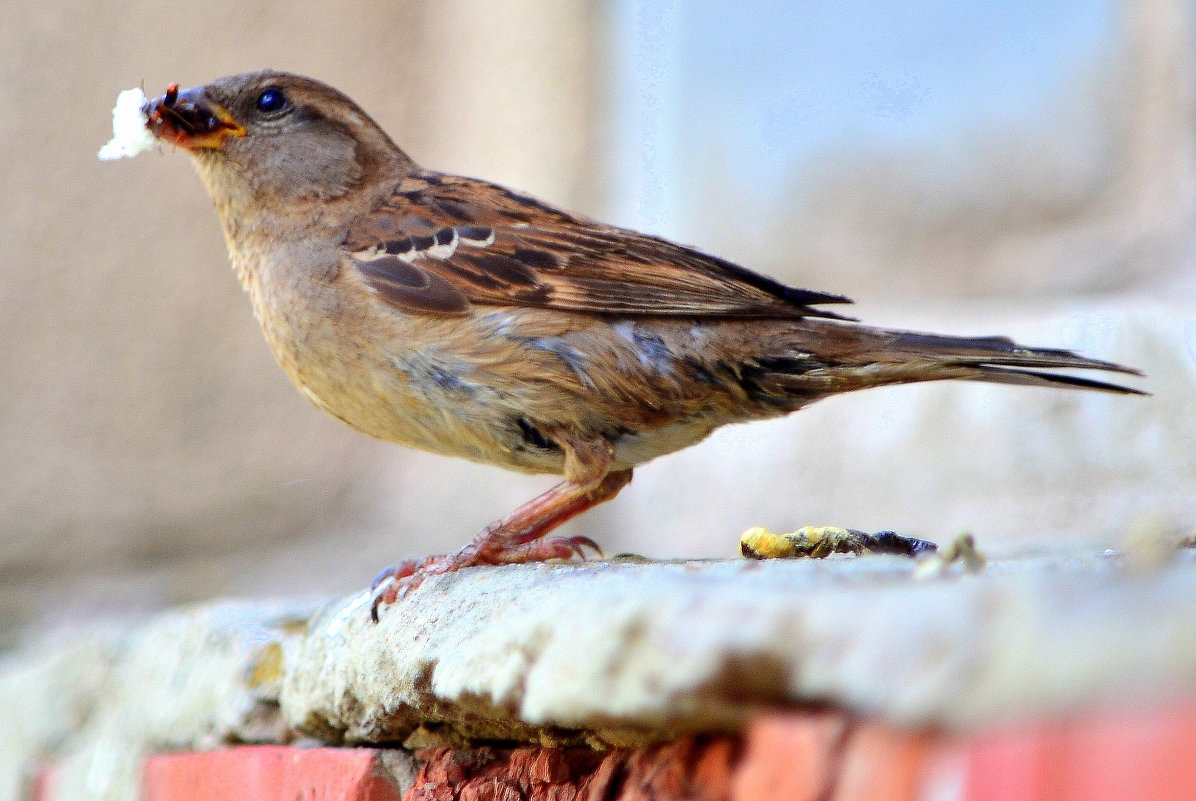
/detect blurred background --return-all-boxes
[1,0,1192,639]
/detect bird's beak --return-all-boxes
[142,83,246,150]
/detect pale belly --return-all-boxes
[261,305,737,476]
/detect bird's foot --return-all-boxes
[369,529,601,621]
[370,470,629,621]
[740,525,938,560]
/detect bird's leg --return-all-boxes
[474,469,633,552]
[371,468,632,620]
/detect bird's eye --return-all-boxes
[255,88,288,114]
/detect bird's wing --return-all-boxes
[343,171,852,319]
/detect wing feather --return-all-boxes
[345,171,853,319]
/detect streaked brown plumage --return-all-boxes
[140,71,1143,618]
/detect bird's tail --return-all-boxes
[876,329,1146,395]
[763,323,1147,400]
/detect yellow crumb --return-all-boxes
[740,526,797,559]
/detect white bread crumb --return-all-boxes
[99,88,155,160]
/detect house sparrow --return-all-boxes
[139,71,1142,619]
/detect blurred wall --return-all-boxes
[1,0,1192,639]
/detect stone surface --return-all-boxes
[4,553,1196,800]
[0,628,121,801]
[0,601,316,801]
[284,552,1196,745]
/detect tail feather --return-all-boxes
[746,321,1146,406]
[968,365,1147,395]
[884,330,1146,395]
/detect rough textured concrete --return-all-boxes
[284,552,1196,746]
[1,601,316,801]
[0,627,121,801]
[3,552,1195,800]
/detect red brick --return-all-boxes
[411,737,734,801]
[966,700,1196,801]
[833,722,936,801]
[963,725,1049,801]
[457,777,522,801]
[129,697,1196,801]
[693,737,738,797]
[27,763,55,801]
[141,746,405,801]
[1055,700,1196,801]
[732,711,848,801]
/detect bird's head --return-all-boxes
[143,71,412,233]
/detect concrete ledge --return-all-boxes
[4,551,1196,800]
[285,553,1196,745]
[2,601,318,801]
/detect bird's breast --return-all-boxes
[233,250,570,471]
[232,245,792,475]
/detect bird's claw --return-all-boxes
[369,560,417,591]
[369,534,602,622]
[368,559,424,622]
[558,534,601,559]
[369,571,428,622]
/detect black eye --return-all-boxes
[255,88,287,113]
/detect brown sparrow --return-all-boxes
[137,71,1142,619]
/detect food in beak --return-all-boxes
[98,87,156,160]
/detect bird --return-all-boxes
[138,70,1143,619]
